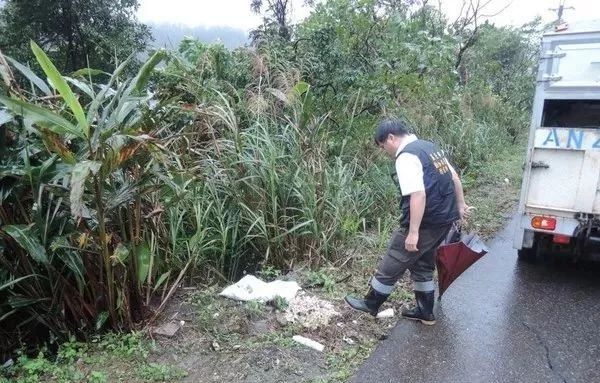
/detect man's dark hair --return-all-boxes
[374,119,410,144]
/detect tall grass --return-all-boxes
[150,47,399,279]
[162,99,396,279]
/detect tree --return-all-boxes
[0,0,151,73]
[251,0,293,41]
[250,0,316,43]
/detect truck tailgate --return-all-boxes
[527,128,600,214]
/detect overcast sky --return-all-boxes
[137,0,599,31]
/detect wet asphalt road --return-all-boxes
[351,218,600,383]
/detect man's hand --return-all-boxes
[458,204,474,220]
[449,165,472,221]
[405,231,419,252]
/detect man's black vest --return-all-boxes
[396,139,460,228]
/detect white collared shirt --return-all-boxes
[395,134,425,196]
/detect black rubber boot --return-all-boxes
[345,288,389,316]
[402,291,436,325]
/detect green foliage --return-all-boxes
[271,295,289,311]
[0,0,151,73]
[1,332,181,382]
[288,0,538,171]
[3,225,48,264]
[137,362,187,382]
[21,354,60,382]
[151,41,397,277]
[245,300,267,320]
[321,343,375,383]
[307,270,336,294]
[250,0,298,43]
[258,265,282,281]
[0,44,172,353]
[188,291,220,332]
[95,332,150,359]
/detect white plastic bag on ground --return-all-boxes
[219,275,301,303]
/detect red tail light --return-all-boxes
[531,216,557,231]
[553,235,571,245]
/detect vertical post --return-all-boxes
[549,0,574,23]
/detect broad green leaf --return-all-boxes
[30,41,89,138]
[0,96,83,138]
[97,78,131,137]
[4,56,52,96]
[152,271,171,293]
[128,49,166,95]
[51,237,85,290]
[136,242,151,284]
[111,243,130,266]
[105,97,145,132]
[116,99,143,124]
[64,77,94,99]
[87,58,131,127]
[4,225,48,264]
[72,68,107,78]
[293,81,310,96]
[69,160,101,218]
[56,250,85,291]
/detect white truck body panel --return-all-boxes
[514,21,600,250]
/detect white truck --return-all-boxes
[514,20,600,262]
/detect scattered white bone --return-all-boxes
[284,294,339,329]
[376,308,395,318]
[292,335,325,352]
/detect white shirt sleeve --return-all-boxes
[395,153,425,196]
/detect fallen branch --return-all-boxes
[146,259,192,327]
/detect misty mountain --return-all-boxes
[149,23,250,50]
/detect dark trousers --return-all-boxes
[370,224,452,294]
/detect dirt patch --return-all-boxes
[159,342,328,383]
[144,247,413,383]
[152,288,326,382]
